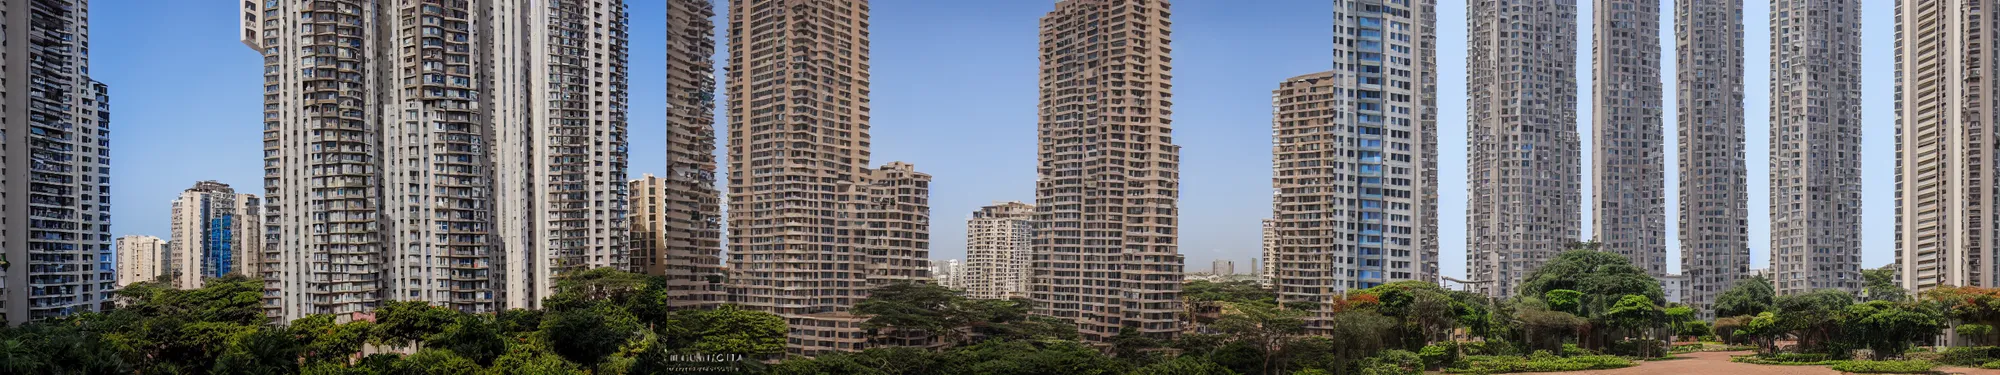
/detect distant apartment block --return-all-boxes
[1261,219,1277,285]
[1031,0,1186,343]
[1677,0,1750,316]
[243,0,631,321]
[1769,0,1862,295]
[168,181,261,289]
[1,0,114,324]
[116,236,167,288]
[1661,273,1687,304]
[964,202,1034,299]
[724,0,934,355]
[629,175,723,308]
[1592,0,1667,277]
[1468,0,1581,297]
[1212,260,1236,276]
[932,259,963,290]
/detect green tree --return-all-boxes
[370,300,461,349]
[1714,276,1776,318]
[291,315,373,365]
[1663,305,1695,341]
[212,327,302,375]
[1544,290,1584,316]
[1601,295,1664,357]
[1737,312,1782,354]
[1843,300,1945,360]
[426,314,506,365]
[1960,324,1995,346]
[1774,289,1855,354]
[1129,356,1241,375]
[857,282,965,348]
[1211,303,1308,375]
[1516,250,1663,318]
[666,304,786,358]
[1862,265,1909,302]
[1516,309,1588,353]
[539,302,639,371]
[483,343,586,375]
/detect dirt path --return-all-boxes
[1494,351,2000,375]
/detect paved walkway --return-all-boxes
[1500,351,2000,375]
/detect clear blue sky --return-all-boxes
[98,0,1896,280]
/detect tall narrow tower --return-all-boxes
[1467,0,1582,297]
[1271,0,1439,329]
[1895,0,1999,293]
[1031,0,1184,342]
[1677,0,1749,316]
[243,0,631,321]
[1769,0,1862,295]
[1,0,114,324]
[1592,0,1666,277]
[651,0,724,307]
[725,0,932,355]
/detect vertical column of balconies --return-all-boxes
[1468,0,1580,298]
[1678,0,1747,317]
[664,0,723,309]
[20,0,102,320]
[1770,0,1862,295]
[298,0,382,316]
[393,0,493,313]
[861,163,930,287]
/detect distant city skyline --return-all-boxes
[100,0,1904,282]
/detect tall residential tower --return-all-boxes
[1031,0,1184,342]
[1769,0,1862,295]
[1467,0,1581,297]
[650,0,725,307]
[1677,0,1750,315]
[1272,0,1442,328]
[1,0,114,324]
[1592,0,1667,277]
[724,0,934,355]
[168,181,261,289]
[244,0,631,321]
[1895,0,1998,292]
[963,202,1034,300]
[116,236,167,288]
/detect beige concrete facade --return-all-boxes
[244,0,631,322]
[1677,0,1750,317]
[1895,0,1999,293]
[1261,219,1278,285]
[116,236,167,288]
[1769,0,1862,296]
[1031,0,1184,343]
[1,0,115,324]
[1468,0,1582,297]
[1271,29,1438,332]
[629,175,724,308]
[724,0,934,355]
[964,202,1034,300]
[646,0,725,309]
[168,181,260,289]
[1592,0,1667,277]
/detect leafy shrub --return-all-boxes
[1827,360,1936,374]
[1443,355,1634,374]
[1560,343,1591,357]
[1358,350,1422,375]
[1528,350,1556,361]
[1728,353,1842,366]
[1981,359,2000,369]
[1940,346,2000,366]
[1461,341,1517,356]
[1419,343,1461,370]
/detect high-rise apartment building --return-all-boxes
[116,236,168,288]
[629,175,723,308]
[1896,0,1997,292]
[1,0,114,324]
[168,181,261,289]
[1212,260,1235,276]
[1468,0,1581,297]
[637,0,725,309]
[964,201,1034,299]
[725,0,933,355]
[1769,0,1862,295]
[932,259,963,289]
[244,0,631,321]
[1592,0,1667,277]
[1271,0,1440,326]
[1677,0,1749,316]
[1031,0,1184,343]
[1261,218,1277,285]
